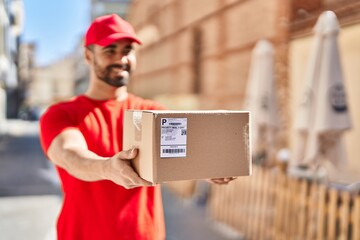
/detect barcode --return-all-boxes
[162,148,186,154]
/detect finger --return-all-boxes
[216,177,237,183]
[212,178,229,182]
[124,181,153,189]
[206,178,222,184]
[126,169,153,187]
[215,180,229,184]
[213,181,228,185]
[134,177,153,187]
[116,148,138,160]
[129,175,153,187]
[223,177,233,182]
[209,179,227,184]
[209,178,234,185]
[211,178,223,181]
[117,175,152,189]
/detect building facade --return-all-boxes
[0,0,24,128]
[17,42,36,119]
[27,55,76,112]
[91,0,131,19]
[127,0,360,172]
[127,0,289,109]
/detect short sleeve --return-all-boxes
[39,105,78,155]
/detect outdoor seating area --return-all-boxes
[163,9,360,239]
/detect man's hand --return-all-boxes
[207,177,237,185]
[103,148,153,189]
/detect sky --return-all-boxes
[21,0,91,66]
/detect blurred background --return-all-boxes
[0,0,360,239]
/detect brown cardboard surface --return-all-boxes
[123,110,251,183]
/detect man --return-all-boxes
[40,14,233,240]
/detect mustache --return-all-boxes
[107,64,130,71]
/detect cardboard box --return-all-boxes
[123,110,251,183]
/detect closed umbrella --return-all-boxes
[244,39,280,164]
[293,11,352,168]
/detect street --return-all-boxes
[0,121,60,197]
[0,120,61,240]
[0,120,242,240]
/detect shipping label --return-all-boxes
[160,118,187,158]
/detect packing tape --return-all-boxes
[243,122,251,162]
[133,111,142,141]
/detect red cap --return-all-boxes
[85,14,141,46]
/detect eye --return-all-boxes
[122,46,133,55]
[104,48,116,55]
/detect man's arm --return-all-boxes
[47,129,151,189]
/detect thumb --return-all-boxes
[117,148,138,160]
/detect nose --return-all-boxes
[119,56,129,68]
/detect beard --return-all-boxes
[94,59,131,88]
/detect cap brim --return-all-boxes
[96,33,142,46]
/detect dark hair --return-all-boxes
[86,45,94,52]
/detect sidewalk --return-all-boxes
[162,187,243,240]
[0,195,61,240]
[0,187,243,240]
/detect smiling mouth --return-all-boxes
[110,64,130,73]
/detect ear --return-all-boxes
[84,47,93,65]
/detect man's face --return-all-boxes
[87,40,136,88]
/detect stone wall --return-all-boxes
[128,0,282,111]
[128,0,360,172]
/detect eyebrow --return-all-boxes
[103,44,133,49]
[103,44,116,50]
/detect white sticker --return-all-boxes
[160,118,187,158]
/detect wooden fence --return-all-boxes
[206,165,360,240]
[164,165,360,239]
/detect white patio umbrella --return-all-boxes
[293,11,352,168]
[244,39,280,164]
